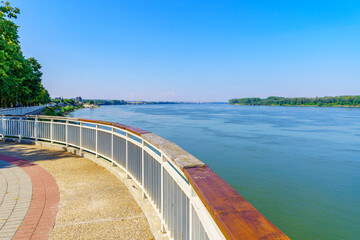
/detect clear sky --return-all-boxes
[10,0,360,101]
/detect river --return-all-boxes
[68,104,360,239]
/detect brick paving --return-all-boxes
[0,155,60,240]
[0,160,32,240]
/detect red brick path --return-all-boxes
[0,155,60,240]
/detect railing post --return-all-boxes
[0,116,3,139]
[126,133,130,179]
[18,117,23,143]
[189,188,197,240]
[161,154,166,233]
[65,120,69,147]
[142,141,146,198]
[189,199,193,240]
[34,116,38,141]
[96,124,99,158]
[79,122,83,153]
[50,119,54,144]
[1,115,5,139]
[111,128,115,166]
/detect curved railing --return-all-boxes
[0,105,50,115]
[0,115,289,240]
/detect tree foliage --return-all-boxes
[229,96,360,107]
[83,99,127,105]
[0,1,50,107]
[82,99,180,105]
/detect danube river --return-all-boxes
[68,104,360,239]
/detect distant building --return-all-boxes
[75,96,82,103]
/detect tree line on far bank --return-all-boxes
[229,96,360,107]
[0,1,50,108]
[84,99,127,105]
[83,99,182,105]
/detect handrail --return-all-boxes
[0,104,50,115]
[0,115,290,240]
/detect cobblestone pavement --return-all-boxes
[0,160,32,240]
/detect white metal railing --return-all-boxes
[0,104,51,115]
[0,115,224,240]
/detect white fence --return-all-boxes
[0,105,50,115]
[0,115,224,240]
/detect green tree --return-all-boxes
[0,1,50,107]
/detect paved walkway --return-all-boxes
[0,155,59,240]
[0,142,154,240]
[0,160,32,239]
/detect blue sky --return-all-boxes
[10,0,360,101]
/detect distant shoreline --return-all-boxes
[230,103,360,108]
[229,96,360,108]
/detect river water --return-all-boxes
[68,104,360,239]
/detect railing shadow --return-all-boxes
[0,142,80,167]
[0,159,17,169]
